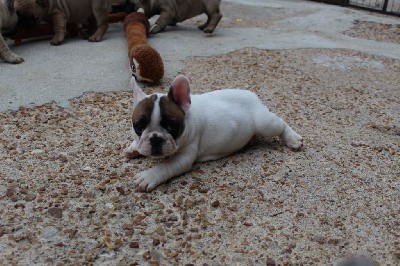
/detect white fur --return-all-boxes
[127,76,303,192]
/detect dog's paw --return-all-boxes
[150,24,162,34]
[203,28,215,34]
[5,53,24,64]
[284,131,303,150]
[133,172,160,192]
[88,34,102,42]
[50,37,64,46]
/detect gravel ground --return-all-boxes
[1,47,399,265]
[1,0,400,265]
[343,20,400,44]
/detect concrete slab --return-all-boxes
[0,0,399,112]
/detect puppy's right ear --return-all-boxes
[6,0,14,11]
[130,77,147,108]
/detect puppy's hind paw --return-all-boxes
[283,129,303,150]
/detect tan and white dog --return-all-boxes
[138,0,222,34]
[14,0,111,45]
[126,75,303,192]
[0,0,23,64]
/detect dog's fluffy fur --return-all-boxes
[0,0,23,63]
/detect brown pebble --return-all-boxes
[24,194,36,201]
[198,188,209,193]
[266,258,276,266]
[211,200,220,207]
[243,221,253,226]
[48,207,63,219]
[153,239,160,246]
[129,241,139,248]
[6,188,15,197]
[116,187,126,195]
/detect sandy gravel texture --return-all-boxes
[343,20,400,43]
[1,47,399,265]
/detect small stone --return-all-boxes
[31,149,44,154]
[6,188,15,197]
[266,258,276,266]
[129,241,139,248]
[198,188,209,193]
[152,239,160,246]
[103,235,113,249]
[111,196,120,203]
[243,221,253,226]
[116,187,126,195]
[24,194,36,201]
[211,200,220,207]
[48,207,63,219]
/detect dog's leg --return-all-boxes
[150,12,174,34]
[202,1,222,33]
[51,11,67,45]
[256,107,303,150]
[133,144,197,192]
[89,1,109,42]
[0,34,23,64]
[198,15,211,31]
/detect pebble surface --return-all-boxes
[1,47,399,265]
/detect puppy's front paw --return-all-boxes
[133,172,160,192]
[150,24,163,34]
[88,34,102,42]
[5,53,24,64]
[50,36,64,46]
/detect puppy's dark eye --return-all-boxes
[161,117,183,139]
[133,117,148,136]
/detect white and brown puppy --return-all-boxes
[0,0,23,64]
[14,0,111,45]
[138,0,222,34]
[126,75,303,192]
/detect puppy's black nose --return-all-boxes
[150,134,165,156]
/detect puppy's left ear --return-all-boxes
[169,75,191,112]
[130,77,147,108]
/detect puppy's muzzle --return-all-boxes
[150,134,165,156]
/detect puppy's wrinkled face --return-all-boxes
[14,0,46,23]
[131,93,185,158]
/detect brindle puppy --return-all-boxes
[0,0,23,63]
[14,0,111,45]
[138,0,222,34]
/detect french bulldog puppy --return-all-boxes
[14,0,111,45]
[0,0,24,63]
[126,75,303,192]
[138,0,222,34]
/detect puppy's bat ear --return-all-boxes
[169,75,191,112]
[6,0,14,11]
[130,77,147,108]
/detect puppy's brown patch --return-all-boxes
[159,96,185,122]
[159,95,185,139]
[131,94,158,135]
